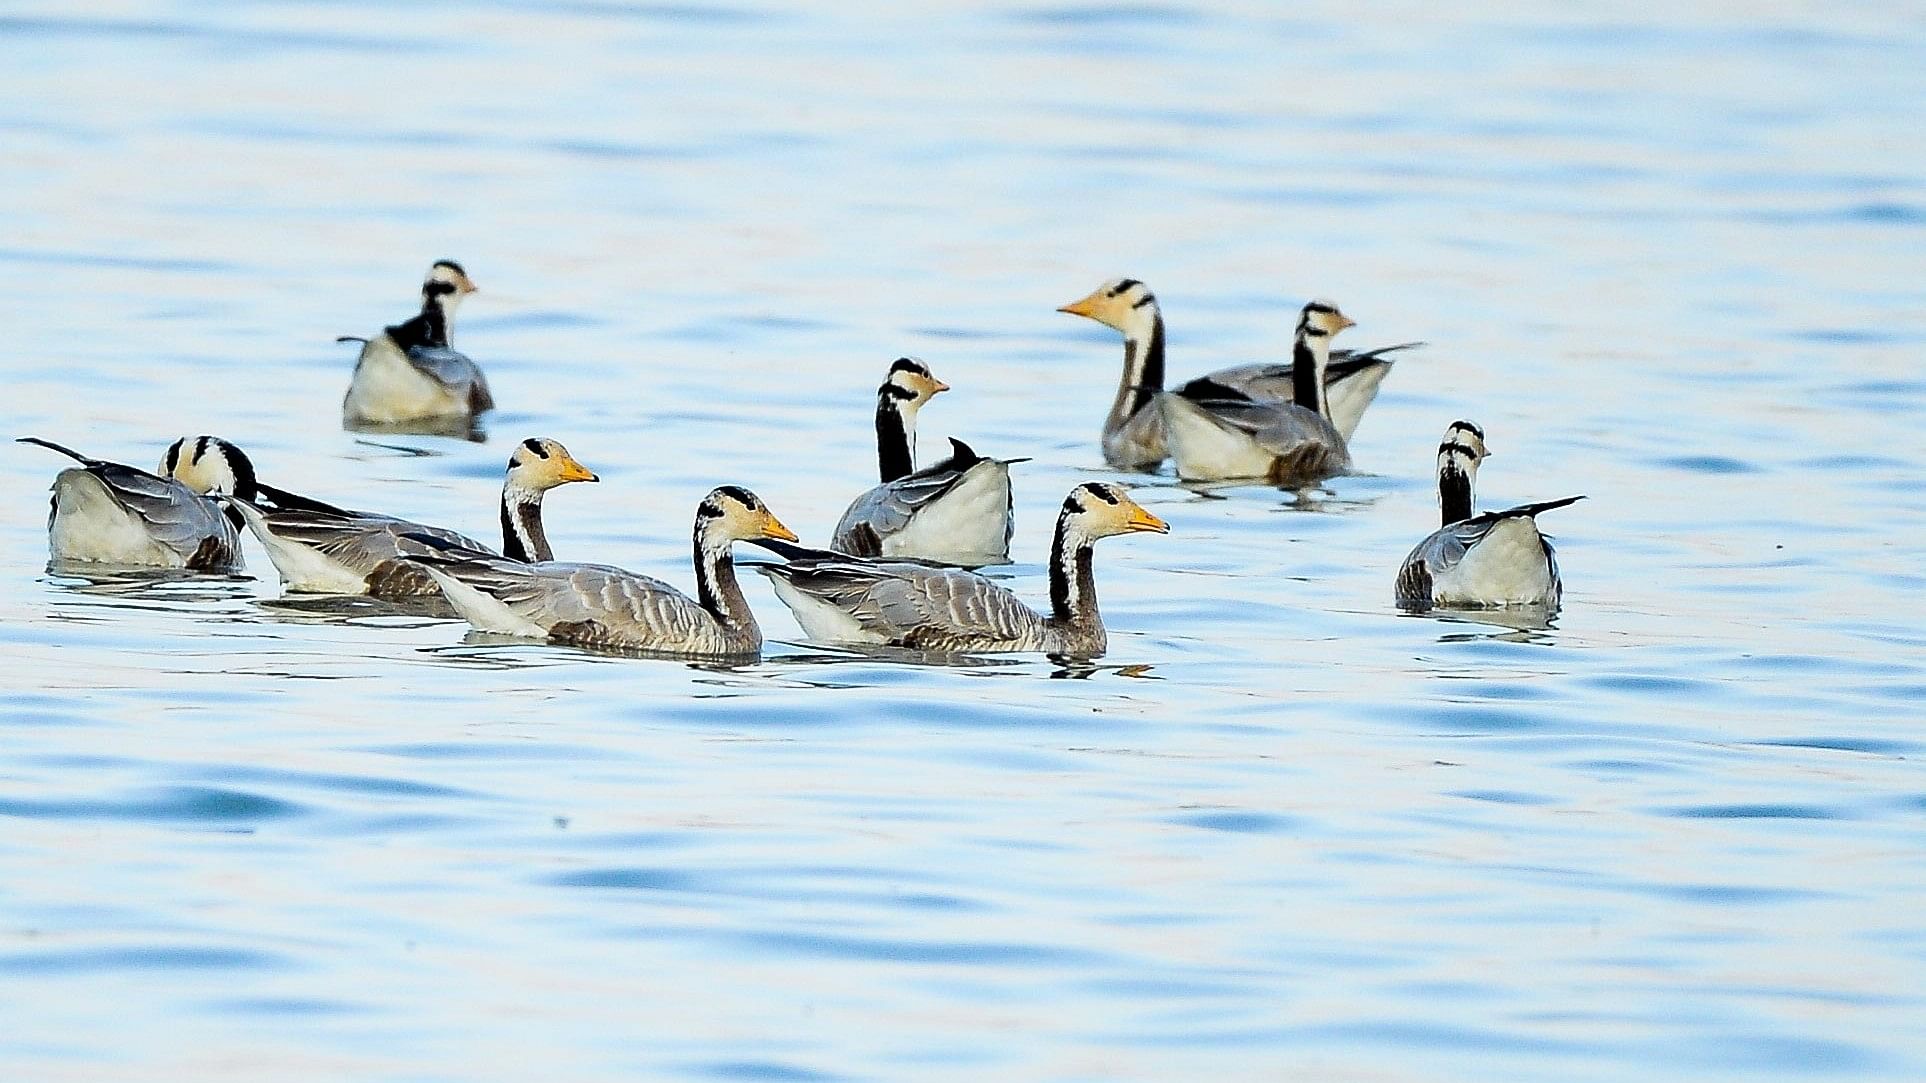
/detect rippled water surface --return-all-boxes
[5,2,1924,1079]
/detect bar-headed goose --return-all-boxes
[1157,300,1354,485]
[19,435,255,571]
[830,357,1021,566]
[410,486,797,658]
[228,437,596,596]
[1395,420,1584,610]
[758,481,1167,657]
[1057,278,1413,469]
[341,260,494,428]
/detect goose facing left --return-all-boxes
[341,260,494,428]
[1395,420,1584,610]
[19,435,255,571]
[409,486,797,658]
[228,437,597,597]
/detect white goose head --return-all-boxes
[163,436,257,500]
[1297,298,1356,342]
[1058,278,1160,336]
[880,357,948,417]
[695,486,799,553]
[505,437,598,496]
[1060,481,1170,543]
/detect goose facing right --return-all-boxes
[829,357,1020,565]
[410,486,797,658]
[19,435,255,571]
[758,481,1168,657]
[341,260,494,428]
[1395,420,1584,610]
[228,437,597,596]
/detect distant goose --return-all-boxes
[18,435,254,571]
[228,437,597,596]
[1395,420,1584,610]
[829,357,1022,566]
[409,486,797,658]
[341,260,494,428]
[1157,300,1355,485]
[1057,278,1414,470]
[758,481,1167,656]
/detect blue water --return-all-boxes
[4,3,1924,1079]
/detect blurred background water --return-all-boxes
[3,1,1924,1079]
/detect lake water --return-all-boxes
[4,2,1923,1079]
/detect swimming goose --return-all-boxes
[410,486,797,657]
[341,260,494,427]
[1395,420,1584,610]
[829,357,1020,565]
[227,437,597,596]
[18,435,256,571]
[1157,300,1354,485]
[758,481,1168,656]
[1057,278,1412,469]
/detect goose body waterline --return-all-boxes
[829,358,1020,565]
[1057,278,1410,470]
[229,437,596,596]
[1157,300,1355,485]
[1395,421,1583,609]
[342,260,494,428]
[411,486,797,657]
[20,435,254,571]
[760,482,1167,656]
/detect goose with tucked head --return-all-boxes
[829,357,1023,566]
[341,260,494,429]
[1395,420,1584,610]
[410,486,798,658]
[226,436,596,597]
[1058,279,1417,471]
[18,435,256,571]
[760,481,1168,657]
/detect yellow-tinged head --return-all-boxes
[1058,278,1157,332]
[508,437,599,492]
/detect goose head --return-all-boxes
[1438,419,1488,473]
[697,485,799,551]
[879,357,948,415]
[163,436,258,500]
[423,259,477,302]
[1060,481,1170,542]
[1058,278,1159,335]
[1296,298,1356,341]
[505,437,598,496]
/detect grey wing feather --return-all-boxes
[766,560,1040,646]
[90,466,242,567]
[829,441,985,553]
[465,561,718,647]
[404,345,490,402]
[264,508,490,576]
[1395,496,1583,605]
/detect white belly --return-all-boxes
[343,337,467,424]
[1434,518,1559,606]
[881,461,1013,565]
[1160,395,1275,481]
[764,576,889,645]
[47,471,181,567]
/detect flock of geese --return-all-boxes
[20,262,1583,659]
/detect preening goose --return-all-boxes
[759,481,1167,657]
[1395,420,1583,610]
[410,486,797,658]
[1157,300,1354,485]
[341,260,494,428]
[829,357,1020,565]
[1057,278,1412,469]
[19,435,254,571]
[228,437,597,596]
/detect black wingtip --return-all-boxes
[1174,377,1252,403]
[335,335,371,344]
[749,537,840,562]
[16,436,91,464]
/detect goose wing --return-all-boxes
[404,345,494,411]
[1204,342,1421,401]
[255,501,490,574]
[19,440,238,566]
[1172,380,1348,461]
[431,553,719,646]
[831,438,994,556]
[762,556,1041,647]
